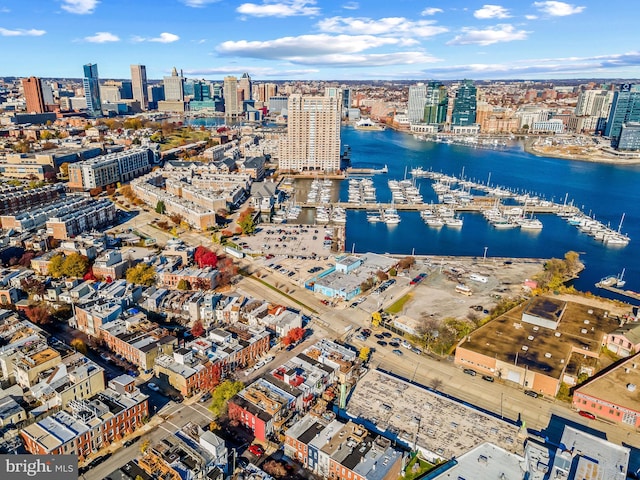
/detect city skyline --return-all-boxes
[1,0,639,81]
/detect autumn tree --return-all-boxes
[375,270,389,282]
[20,277,46,299]
[70,338,88,354]
[359,346,370,362]
[397,256,416,270]
[125,263,156,287]
[209,380,244,417]
[194,246,217,268]
[177,279,191,290]
[24,303,51,325]
[48,254,65,278]
[237,208,256,235]
[62,253,89,278]
[282,327,305,346]
[262,461,287,478]
[191,320,205,338]
[59,162,70,177]
[216,256,238,287]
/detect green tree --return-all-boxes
[209,380,244,417]
[48,254,65,278]
[126,263,156,287]
[177,279,191,290]
[62,253,89,278]
[155,200,166,214]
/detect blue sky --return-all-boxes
[1,0,638,81]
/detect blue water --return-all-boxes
[188,117,640,298]
[340,126,640,297]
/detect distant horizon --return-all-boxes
[3,76,640,85]
[2,1,639,80]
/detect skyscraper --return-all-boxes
[22,77,46,113]
[238,73,252,103]
[424,82,448,124]
[279,93,341,173]
[82,63,102,117]
[223,76,240,117]
[407,83,427,123]
[130,65,148,109]
[163,67,184,102]
[451,80,477,126]
[605,84,640,149]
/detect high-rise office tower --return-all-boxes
[130,65,148,109]
[451,80,477,126]
[82,63,102,117]
[22,77,46,113]
[605,84,640,148]
[342,88,352,112]
[163,67,184,102]
[238,73,252,102]
[279,93,341,173]
[147,84,164,110]
[407,83,427,123]
[424,82,448,124]
[223,76,240,117]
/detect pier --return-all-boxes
[301,201,570,215]
[595,283,640,302]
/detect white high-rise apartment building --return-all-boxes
[130,64,148,110]
[407,83,427,124]
[279,93,341,173]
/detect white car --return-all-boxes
[148,382,160,392]
[254,361,266,370]
[401,341,412,349]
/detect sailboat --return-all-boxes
[617,268,626,288]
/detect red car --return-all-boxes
[248,444,264,456]
[578,410,596,420]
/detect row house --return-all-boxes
[132,173,218,231]
[46,199,116,239]
[92,249,129,280]
[143,288,203,322]
[227,376,301,442]
[154,325,269,397]
[29,352,105,412]
[1,195,98,233]
[21,375,149,460]
[99,312,177,371]
[158,266,218,290]
[0,183,64,216]
[302,339,358,385]
[285,415,403,480]
[270,352,335,403]
[71,301,122,337]
[12,342,62,389]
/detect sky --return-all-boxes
[0,0,639,81]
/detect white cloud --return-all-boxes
[237,0,320,17]
[421,7,443,16]
[218,34,404,59]
[61,0,98,14]
[0,27,45,36]
[533,1,585,16]
[181,0,219,6]
[84,31,119,43]
[317,16,448,38]
[0,7,11,13]
[183,66,319,77]
[525,14,538,19]
[150,32,180,43]
[342,1,358,10]
[133,32,180,43]
[474,5,511,19]
[448,24,528,46]
[284,51,439,67]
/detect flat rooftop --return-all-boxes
[346,370,522,459]
[576,353,640,410]
[461,297,620,378]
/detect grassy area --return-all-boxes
[160,130,211,151]
[403,455,434,480]
[385,293,413,315]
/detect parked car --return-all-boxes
[578,410,596,419]
[147,382,160,392]
[463,368,477,376]
[481,375,495,382]
[248,444,264,456]
[123,438,138,448]
[392,349,403,356]
[200,392,212,403]
[524,390,540,398]
[389,341,400,348]
[377,340,388,347]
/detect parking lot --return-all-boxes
[241,224,340,257]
